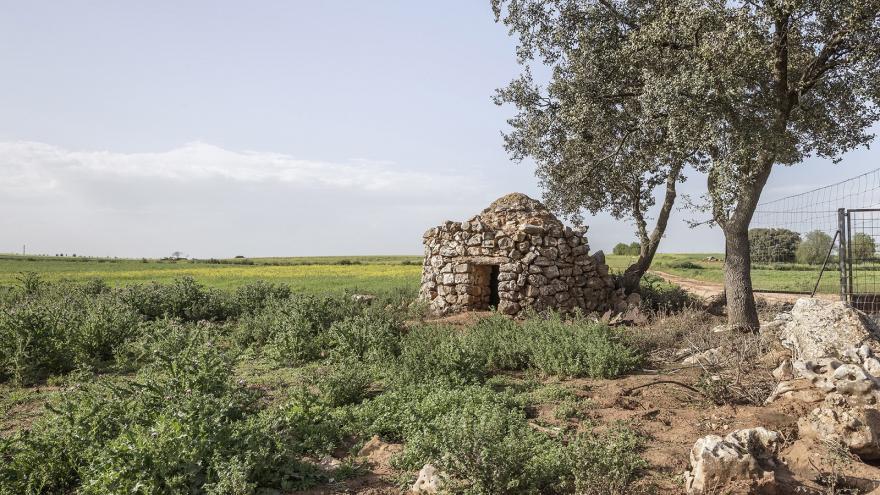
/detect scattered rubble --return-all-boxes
[798,393,880,460]
[683,297,880,493]
[767,344,880,405]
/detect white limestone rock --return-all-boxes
[684,427,782,494]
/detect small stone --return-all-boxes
[411,464,443,493]
[521,224,544,235]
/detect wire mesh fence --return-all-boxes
[750,168,880,296]
[843,209,880,312]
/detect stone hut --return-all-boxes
[419,193,626,316]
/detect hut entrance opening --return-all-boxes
[489,265,500,307]
[473,264,500,309]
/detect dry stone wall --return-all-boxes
[419,193,626,317]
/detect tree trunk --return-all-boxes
[723,224,759,331]
[620,163,683,294]
[720,162,774,331]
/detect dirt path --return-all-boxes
[649,270,838,304]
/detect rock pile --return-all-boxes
[419,193,627,317]
[773,298,880,360]
[685,298,880,493]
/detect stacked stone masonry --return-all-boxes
[420,193,627,317]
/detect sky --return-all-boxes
[1,1,878,258]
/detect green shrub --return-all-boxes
[395,325,487,386]
[397,395,567,494]
[233,280,292,315]
[568,425,648,494]
[520,315,641,378]
[0,296,77,384]
[667,260,703,270]
[639,274,698,313]
[235,294,355,364]
[355,385,521,444]
[461,314,530,371]
[328,311,403,363]
[120,277,233,322]
[79,278,111,296]
[113,317,193,371]
[14,271,45,297]
[313,360,373,407]
[749,228,801,263]
[68,294,142,369]
[0,327,333,494]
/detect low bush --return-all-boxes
[457,313,641,379]
[235,294,358,365]
[233,280,292,315]
[356,384,646,495]
[120,277,233,322]
[520,315,642,378]
[0,327,335,494]
[328,311,404,363]
[667,260,703,270]
[312,360,373,407]
[394,325,488,386]
[639,274,699,314]
[397,395,568,494]
[568,424,648,494]
[0,295,77,384]
[68,293,142,370]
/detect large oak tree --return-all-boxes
[494,0,880,329]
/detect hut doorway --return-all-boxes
[473,264,501,309]
[488,265,500,307]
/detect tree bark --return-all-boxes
[721,162,774,331]
[620,163,683,293]
[723,224,758,330]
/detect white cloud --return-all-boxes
[0,141,478,197]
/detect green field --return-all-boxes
[0,252,848,295]
[0,255,422,293]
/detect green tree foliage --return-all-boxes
[748,228,801,263]
[612,242,641,256]
[493,0,880,330]
[853,232,877,260]
[492,1,694,292]
[796,231,834,265]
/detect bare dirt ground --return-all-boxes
[650,270,839,304]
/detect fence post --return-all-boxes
[838,208,848,303]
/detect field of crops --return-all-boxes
[0,255,422,293]
[0,252,849,294]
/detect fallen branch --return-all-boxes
[623,380,708,398]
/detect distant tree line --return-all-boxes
[748,228,875,265]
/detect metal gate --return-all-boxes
[840,208,880,313]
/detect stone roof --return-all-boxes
[473,193,564,232]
